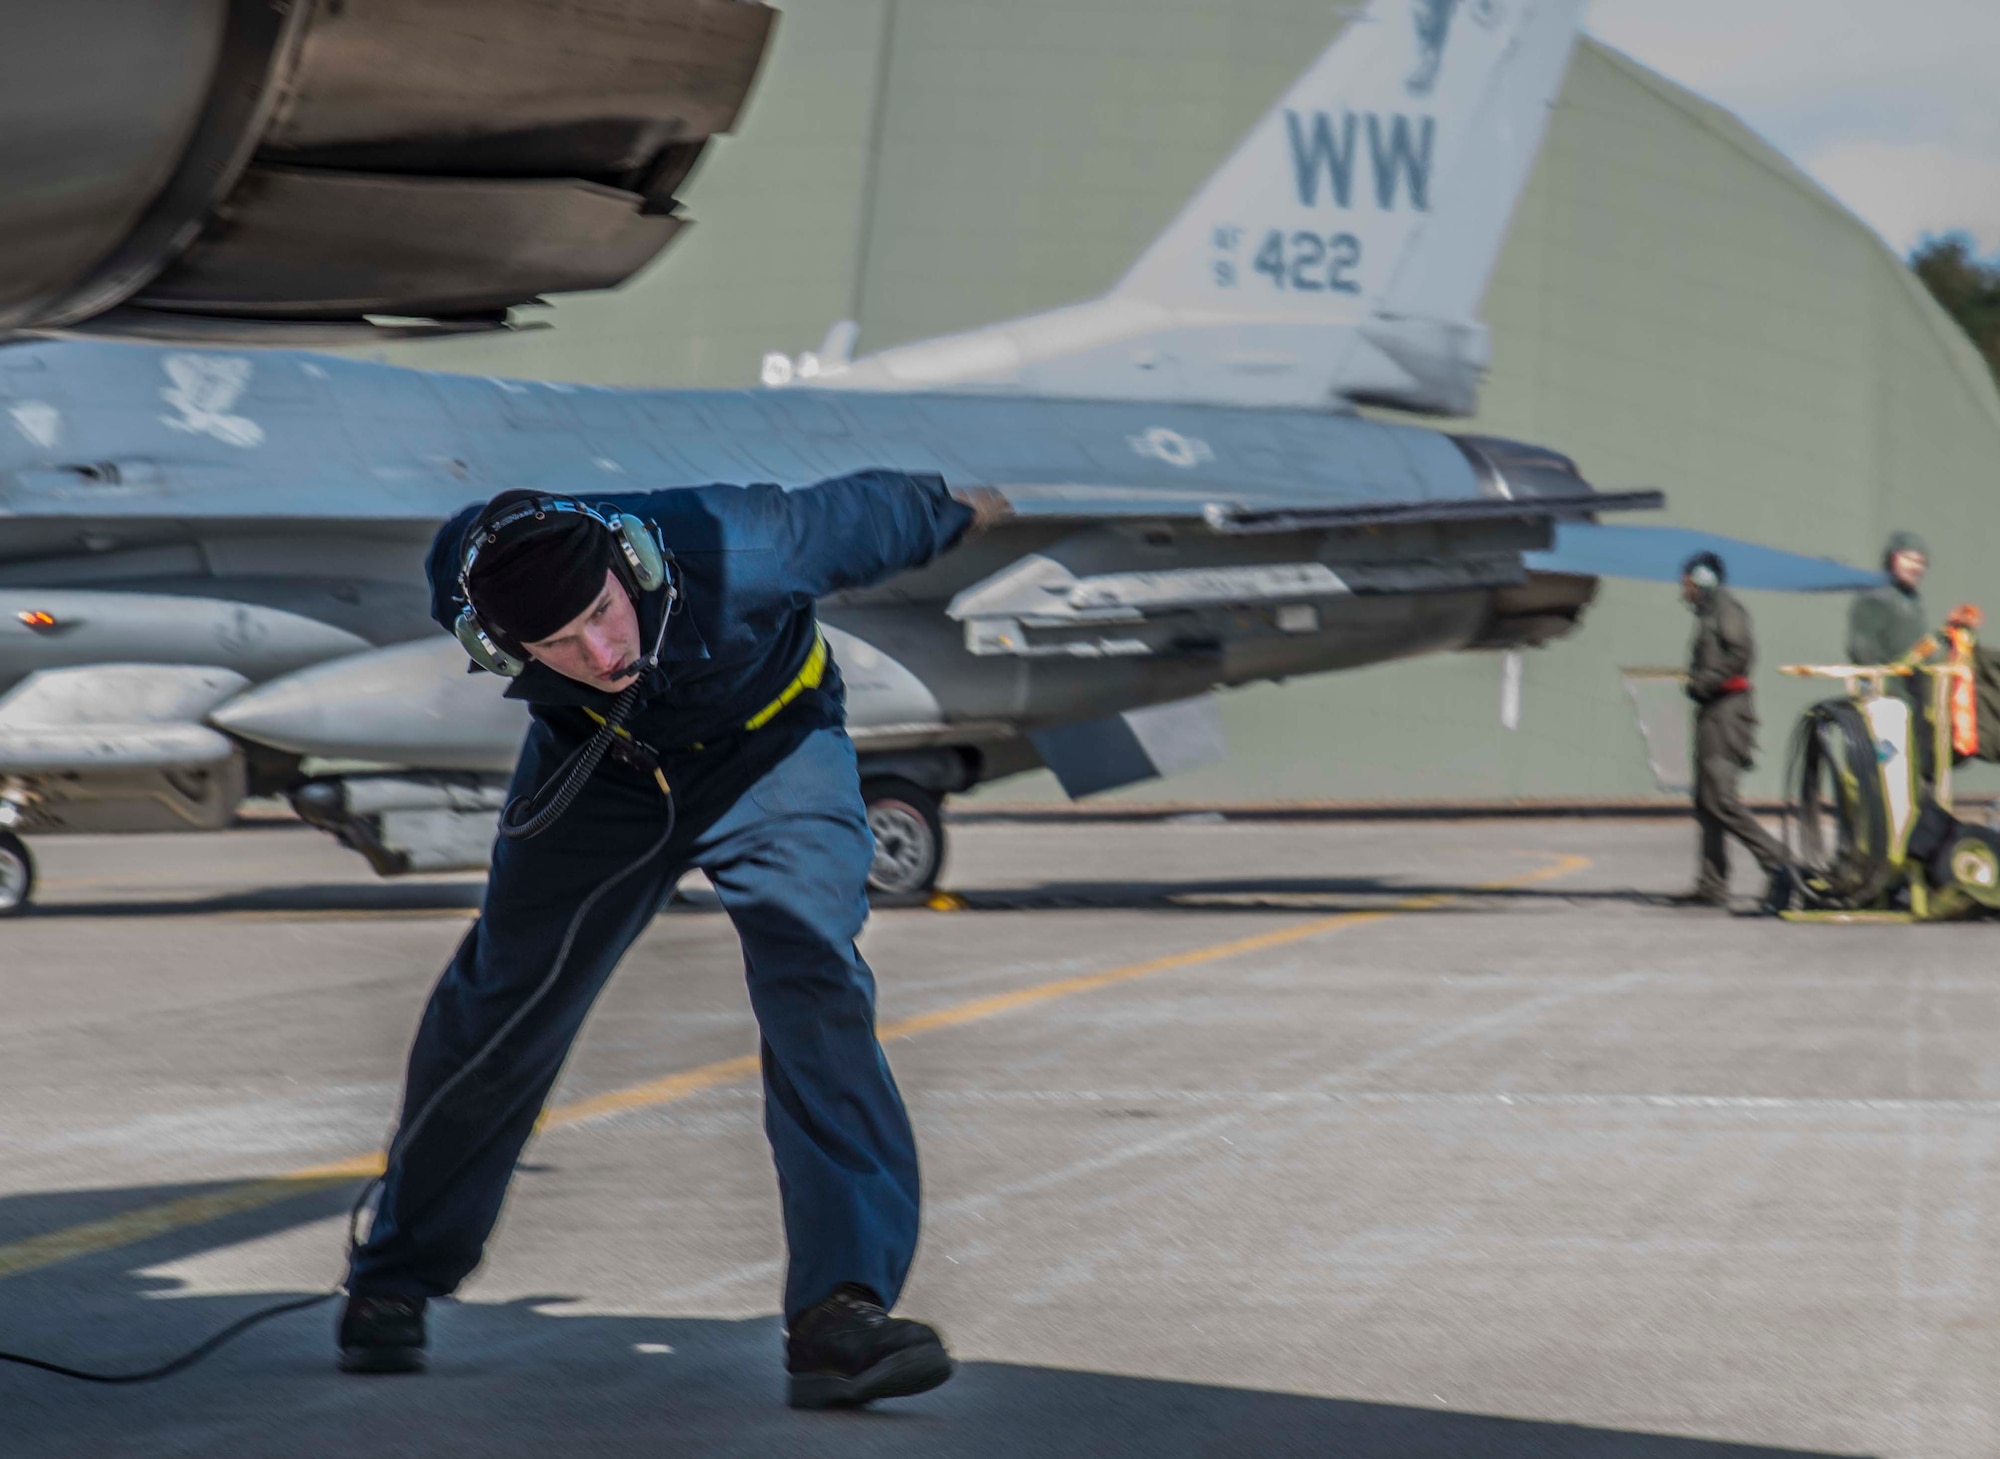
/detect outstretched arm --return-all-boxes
[773,470,1000,598]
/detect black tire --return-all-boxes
[0,832,34,918]
[862,777,944,907]
[1933,826,2000,910]
[1787,698,1897,908]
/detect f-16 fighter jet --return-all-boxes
[0,0,1877,914]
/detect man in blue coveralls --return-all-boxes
[337,469,1005,1408]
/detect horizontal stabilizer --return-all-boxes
[1527,524,1885,593]
[1029,697,1228,799]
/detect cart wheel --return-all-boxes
[862,778,944,907]
[0,832,34,918]
[1937,827,2000,910]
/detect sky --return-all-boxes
[1584,0,2000,259]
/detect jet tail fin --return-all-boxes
[1110,0,1583,412]
[812,0,1585,413]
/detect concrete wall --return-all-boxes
[370,1,2000,804]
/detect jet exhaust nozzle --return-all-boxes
[0,0,775,344]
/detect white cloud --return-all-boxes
[1584,0,2000,258]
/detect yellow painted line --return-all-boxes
[864,851,1587,1048]
[542,1055,764,1130]
[289,1155,388,1181]
[0,1176,354,1282]
[0,850,1588,1281]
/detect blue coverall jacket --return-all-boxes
[352,470,974,1319]
[425,468,975,753]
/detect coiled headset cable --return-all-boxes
[497,577,675,843]
[0,693,677,1383]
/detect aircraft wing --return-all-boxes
[983,483,1665,526]
[1526,523,1885,593]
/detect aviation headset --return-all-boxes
[453,496,673,677]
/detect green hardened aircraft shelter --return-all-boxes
[373,1,2000,803]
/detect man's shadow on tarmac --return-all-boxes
[0,1179,1863,1459]
[16,880,487,920]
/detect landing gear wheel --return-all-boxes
[0,832,34,918]
[862,778,944,907]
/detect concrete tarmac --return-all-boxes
[0,815,1993,1457]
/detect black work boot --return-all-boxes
[337,1294,427,1374]
[784,1284,953,1409]
[1760,863,1799,915]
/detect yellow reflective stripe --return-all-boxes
[745,627,827,731]
[580,708,633,740]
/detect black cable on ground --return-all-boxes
[0,1294,340,1385]
[0,775,676,1384]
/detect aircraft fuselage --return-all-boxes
[0,338,1601,870]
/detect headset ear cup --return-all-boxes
[614,513,666,593]
[455,608,527,677]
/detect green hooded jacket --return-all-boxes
[1846,530,1929,665]
[1686,586,1759,767]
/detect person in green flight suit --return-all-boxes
[1846,530,1930,666]
[1846,530,1934,776]
[1676,552,1793,909]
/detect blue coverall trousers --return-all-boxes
[347,721,922,1321]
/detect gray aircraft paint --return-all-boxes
[0,337,1496,537]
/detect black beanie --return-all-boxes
[464,492,616,647]
[1680,550,1726,586]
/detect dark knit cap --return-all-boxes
[1885,530,1929,561]
[1680,550,1725,585]
[464,491,615,647]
